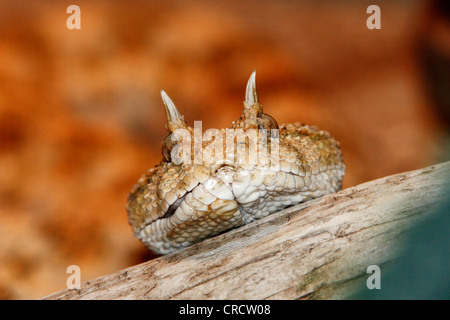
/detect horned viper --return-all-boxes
[127,71,345,255]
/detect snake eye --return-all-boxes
[257,113,279,130]
[162,134,175,162]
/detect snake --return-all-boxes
[126,71,345,255]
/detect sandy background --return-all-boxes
[0,0,448,299]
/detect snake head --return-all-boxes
[127,70,345,255]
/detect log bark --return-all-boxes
[43,161,450,300]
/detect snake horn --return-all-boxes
[161,90,186,131]
[240,71,278,130]
[245,70,258,106]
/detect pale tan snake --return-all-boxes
[127,71,345,255]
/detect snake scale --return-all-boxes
[127,71,345,255]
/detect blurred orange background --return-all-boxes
[0,0,448,299]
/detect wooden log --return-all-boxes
[43,161,450,300]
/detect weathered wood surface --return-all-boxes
[43,161,450,300]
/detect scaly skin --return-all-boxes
[127,72,345,255]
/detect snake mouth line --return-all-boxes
[161,194,187,219]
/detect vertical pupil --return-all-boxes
[162,134,172,162]
[257,113,279,130]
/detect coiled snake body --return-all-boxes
[127,72,345,255]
